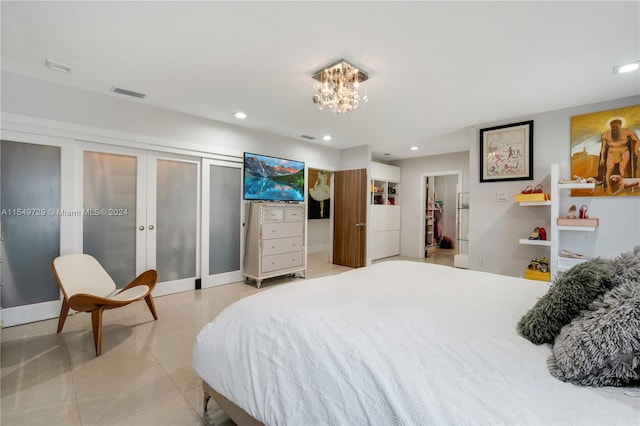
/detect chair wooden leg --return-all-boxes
[91,307,105,356]
[57,299,70,333]
[145,294,159,320]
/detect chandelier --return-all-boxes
[312,59,369,114]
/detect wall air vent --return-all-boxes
[299,134,316,140]
[111,87,146,99]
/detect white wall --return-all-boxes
[392,151,470,257]
[339,145,371,170]
[469,95,640,277]
[307,219,330,253]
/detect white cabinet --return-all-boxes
[371,205,401,259]
[370,162,401,260]
[243,203,306,287]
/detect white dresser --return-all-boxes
[243,202,306,287]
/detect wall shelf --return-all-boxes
[557,256,590,273]
[519,239,551,246]
[518,200,551,206]
[517,164,602,282]
[557,182,595,190]
[550,164,601,281]
[557,225,597,232]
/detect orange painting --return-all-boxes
[570,105,640,197]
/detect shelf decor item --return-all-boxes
[480,120,534,182]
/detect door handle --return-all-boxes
[149,225,155,230]
[138,226,145,231]
[355,223,367,227]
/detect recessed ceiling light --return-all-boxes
[45,58,72,73]
[234,112,247,119]
[613,61,639,74]
[322,135,332,141]
[409,146,419,151]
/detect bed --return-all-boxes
[192,260,640,425]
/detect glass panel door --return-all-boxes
[83,151,139,287]
[1,140,61,308]
[153,158,198,282]
[201,158,243,287]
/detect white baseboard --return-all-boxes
[1,300,61,327]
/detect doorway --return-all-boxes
[419,171,462,261]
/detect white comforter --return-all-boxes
[192,261,640,425]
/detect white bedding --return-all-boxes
[192,261,640,425]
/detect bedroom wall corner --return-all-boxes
[468,95,640,278]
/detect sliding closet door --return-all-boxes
[149,154,199,293]
[82,145,199,295]
[1,139,65,326]
[83,150,141,287]
[201,158,243,287]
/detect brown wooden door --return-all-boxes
[333,169,367,268]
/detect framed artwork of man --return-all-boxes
[570,105,640,197]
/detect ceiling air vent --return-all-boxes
[299,134,316,140]
[45,58,72,73]
[111,87,146,99]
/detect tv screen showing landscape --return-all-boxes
[243,152,305,202]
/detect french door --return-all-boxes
[82,144,199,295]
[0,135,73,326]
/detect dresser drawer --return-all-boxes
[284,207,304,222]
[261,251,303,273]
[262,222,303,239]
[262,207,284,222]
[262,236,303,256]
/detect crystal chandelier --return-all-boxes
[312,59,369,114]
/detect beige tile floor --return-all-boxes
[1,251,454,425]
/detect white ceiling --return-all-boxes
[1,1,639,160]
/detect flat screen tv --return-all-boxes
[243,152,305,202]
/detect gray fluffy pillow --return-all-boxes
[517,258,614,344]
[547,278,640,387]
[609,246,640,287]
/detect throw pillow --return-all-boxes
[547,278,640,387]
[609,247,640,287]
[517,258,614,344]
